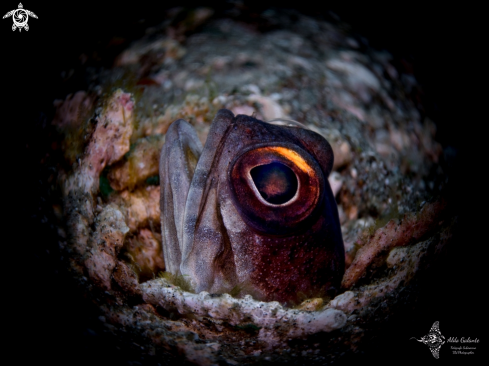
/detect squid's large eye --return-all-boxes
[228,143,325,235]
[250,162,298,204]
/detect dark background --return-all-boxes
[4,1,480,365]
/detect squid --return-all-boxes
[160,109,344,304]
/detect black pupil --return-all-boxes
[250,162,298,204]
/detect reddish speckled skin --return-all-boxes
[249,214,343,304]
[160,109,344,305]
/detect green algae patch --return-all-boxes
[158,271,194,293]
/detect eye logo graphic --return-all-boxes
[3,3,37,32]
[411,321,446,359]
